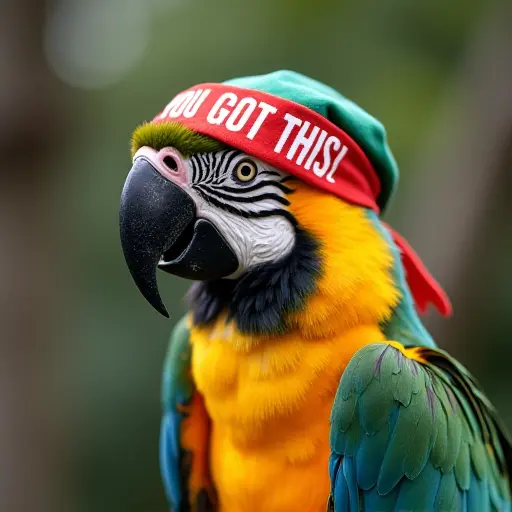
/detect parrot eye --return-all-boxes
[234,159,258,183]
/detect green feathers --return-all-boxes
[131,121,225,158]
[161,316,193,410]
[329,343,512,511]
[160,316,195,510]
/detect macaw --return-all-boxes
[119,71,512,512]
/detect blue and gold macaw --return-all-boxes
[119,71,512,511]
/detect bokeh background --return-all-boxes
[1,1,511,511]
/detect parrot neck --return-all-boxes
[370,215,437,348]
[187,227,321,335]
[188,206,436,347]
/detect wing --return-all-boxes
[329,342,512,512]
[160,316,216,511]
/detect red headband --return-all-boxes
[153,83,452,317]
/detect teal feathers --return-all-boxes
[329,343,512,511]
[368,211,436,349]
[160,316,193,510]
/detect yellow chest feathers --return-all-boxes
[190,319,384,455]
[186,198,401,510]
[189,196,400,455]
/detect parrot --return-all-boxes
[119,70,512,512]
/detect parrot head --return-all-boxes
[121,121,321,318]
[120,120,406,338]
[119,72,451,334]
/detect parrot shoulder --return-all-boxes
[329,342,512,512]
[160,315,216,511]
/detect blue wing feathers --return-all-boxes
[329,343,512,511]
[160,316,195,510]
[364,484,399,512]
[396,463,441,511]
[467,473,489,512]
[332,456,349,512]
[160,412,183,507]
[343,456,360,512]
[329,452,342,486]
[434,473,457,511]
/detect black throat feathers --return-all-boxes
[187,228,321,335]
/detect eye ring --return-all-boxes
[234,159,258,183]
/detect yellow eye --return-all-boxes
[234,159,258,182]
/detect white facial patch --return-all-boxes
[198,206,295,278]
[182,150,297,276]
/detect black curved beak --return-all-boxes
[119,158,238,317]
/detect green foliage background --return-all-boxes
[41,1,511,510]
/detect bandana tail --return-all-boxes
[384,225,453,317]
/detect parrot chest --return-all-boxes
[189,321,384,511]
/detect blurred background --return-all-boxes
[1,0,511,510]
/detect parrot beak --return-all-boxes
[119,156,238,317]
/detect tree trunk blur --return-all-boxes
[400,2,512,357]
[0,1,70,511]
